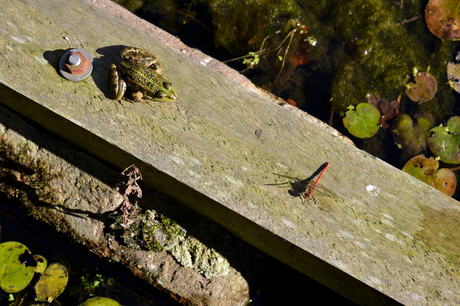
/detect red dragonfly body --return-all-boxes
[305,162,329,199]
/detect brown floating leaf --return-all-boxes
[425,0,460,40]
[405,72,437,103]
[403,155,456,196]
[367,93,400,128]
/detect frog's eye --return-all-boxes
[152,64,160,71]
[156,90,166,98]
[163,82,172,90]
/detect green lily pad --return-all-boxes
[403,155,456,196]
[425,0,460,40]
[80,297,122,306]
[427,116,460,164]
[391,113,434,155]
[405,72,437,103]
[343,103,380,138]
[0,241,36,293]
[35,263,68,302]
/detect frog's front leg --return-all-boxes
[132,91,146,102]
[108,64,127,102]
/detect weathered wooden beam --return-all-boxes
[1,0,460,304]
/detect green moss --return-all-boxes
[169,235,230,279]
[112,209,183,253]
[141,218,162,252]
[111,0,143,12]
[208,0,300,55]
[330,1,436,113]
[160,215,182,238]
[147,240,164,252]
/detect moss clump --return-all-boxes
[169,235,230,279]
[160,216,182,238]
[110,207,230,279]
[112,209,184,252]
[141,219,162,252]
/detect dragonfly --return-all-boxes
[269,162,330,200]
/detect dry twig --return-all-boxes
[115,164,143,227]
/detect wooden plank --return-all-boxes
[1,0,460,304]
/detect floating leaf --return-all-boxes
[391,113,434,155]
[343,103,380,138]
[425,0,460,39]
[80,297,122,306]
[447,60,460,94]
[0,241,36,293]
[427,116,460,164]
[405,72,437,103]
[33,255,47,274]
[35,263,68,302]
[366,93,400,128]
[403,155,456,196]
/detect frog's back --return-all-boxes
[119,61,176,101]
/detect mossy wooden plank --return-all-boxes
[1,0,460,304]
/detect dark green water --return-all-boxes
[0,201,177,306]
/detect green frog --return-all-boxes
[108,47,177,103]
